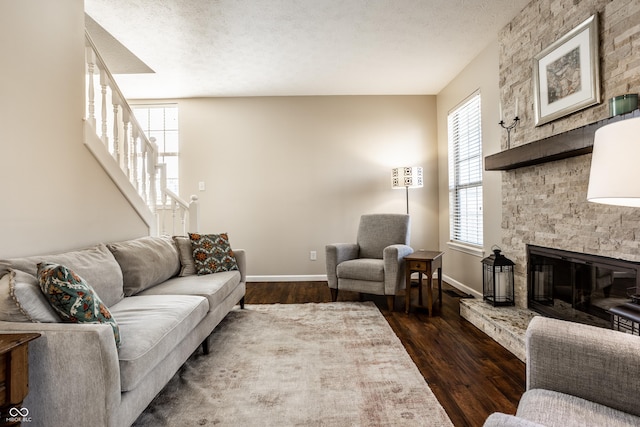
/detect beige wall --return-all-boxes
[0,0,148,259]
[172,96,439,278]
[437,40,503,297]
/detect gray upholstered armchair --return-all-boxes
[325,213,413,311]
[484,316,640,427]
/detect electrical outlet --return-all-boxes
[310,251,317,261]
[198,181,206,191]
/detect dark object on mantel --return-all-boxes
[485,108,640,171]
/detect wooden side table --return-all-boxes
[404,251,444,316]
[1,333,40,426]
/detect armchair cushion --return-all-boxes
[515,389,640,427]
[358,214,411,259]
[337,259,384,282]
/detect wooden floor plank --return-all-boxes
[245,281,525,427]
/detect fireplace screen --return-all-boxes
[528,245,640,328]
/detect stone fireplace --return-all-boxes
[458,0,640,361]
[497,0,640,309]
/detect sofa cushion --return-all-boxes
[0,243,125,307]
[37,262,120,347]
[516,389,640,427]
[107,236,180,296]
[188,233,238,275]
[0,269,60,322]
[173,236,197,276]
[109,294,209,392]
[138,270,241,311]
[483,413,546,427]
[337,258,385,282]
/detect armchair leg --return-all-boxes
[387,295,395,312]
[330,288,338,302]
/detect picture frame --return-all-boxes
[533,14,600,126]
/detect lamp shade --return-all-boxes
[391,167,423,188]
[587,117,640,207]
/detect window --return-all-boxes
[448,93,483,247]
[132,105,179,202]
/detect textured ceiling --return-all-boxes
[85,0,529,99]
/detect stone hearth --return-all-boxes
[460,299,537,362]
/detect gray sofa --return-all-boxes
[0,235,246,427]
[484,316,640,427]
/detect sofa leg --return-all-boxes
[202,337,210,355]
[239,296,245,309]
[387,295,395,312]
[330,288,338,302]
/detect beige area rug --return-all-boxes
[133,302,453,427]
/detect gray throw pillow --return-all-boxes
[107,236,180,296]
[0,269,60,323]
[173,236,197,276]
[0,243,125,307]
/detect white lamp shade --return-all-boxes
[391,167,423,188]
[587,117,640,207]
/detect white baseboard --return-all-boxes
[247,275,328,282]
[442,274,483,299]
[246,274,482,300]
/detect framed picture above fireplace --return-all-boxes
[533,14,600,126]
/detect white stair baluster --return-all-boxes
[85,47,96,129]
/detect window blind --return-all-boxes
[448,93,483,246]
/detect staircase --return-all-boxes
[83,32,197,236]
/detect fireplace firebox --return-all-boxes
[527,245,640,329]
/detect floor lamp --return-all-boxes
[392,167,423,214]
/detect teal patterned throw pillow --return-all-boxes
[189,233,239,275]
[37,262,121,347]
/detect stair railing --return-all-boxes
[84,31,161,233]
[163,188,199,236]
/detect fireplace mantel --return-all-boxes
[485,109,640,171]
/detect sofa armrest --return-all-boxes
[526,316,640,417]
[383,244,413,295]
[0,321,121,427]
[483,413,545,427]
[325,243,359,289]
[234,249,247,283]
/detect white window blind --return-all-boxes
[448,93,483,246]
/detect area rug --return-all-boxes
[133,302,453,426]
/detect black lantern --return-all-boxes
[482,246,515,306]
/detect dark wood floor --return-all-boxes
[245,281,525,427]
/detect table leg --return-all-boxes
[426,271,433,317]
[405,266,411,314]
[418,272,423,306]
[438,266,443,307]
